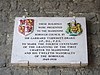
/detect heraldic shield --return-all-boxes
[18,19,34,36]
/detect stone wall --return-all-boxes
[0,0,100,75]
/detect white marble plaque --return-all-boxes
[11,17,88,67]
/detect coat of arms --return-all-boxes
[66,19,83,36]
[18,19,34,36]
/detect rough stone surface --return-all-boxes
[0,0,100,75]
[29,68,48,75]
[61,68,76,75]
[12,67,28,75]
[0,67,12,75]
[49,68,60,75]
[0,55,6,67]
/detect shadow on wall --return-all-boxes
[86,20,95,67]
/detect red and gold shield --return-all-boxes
[18,19,34,36]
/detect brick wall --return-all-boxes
[0,0,100,75]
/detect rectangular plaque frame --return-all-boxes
[11,17,88,67]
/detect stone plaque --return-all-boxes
[11,17,88,67]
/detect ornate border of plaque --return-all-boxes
[11,17,88,67]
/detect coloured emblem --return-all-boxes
[66,19,83,36]
[18,19,34,36]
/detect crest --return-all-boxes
[66,19,83,36]
[18,19,34,36]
